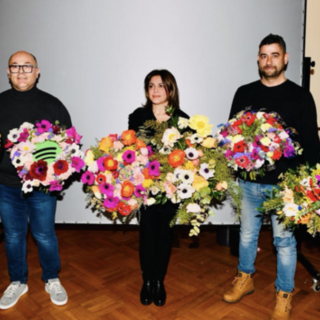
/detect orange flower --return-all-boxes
[185,139,194,147]
[142,168,150,179]
[103,156,118,171]
[117,201,132,216]
[99,136,113,153]
[298,213,311,224]
[168,149,185,168]
[135,138,147,150]
[121,130,136,146]
[121,180,135,198]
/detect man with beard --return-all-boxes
[222,34,320,320]
[0,51,71,309]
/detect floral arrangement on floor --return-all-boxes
[137,107,241,236]
[81,130,161,222]
[6,120,84,193]
[216,110,302,180]
[261,164,320,236]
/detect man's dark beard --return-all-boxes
[259,64,286,78]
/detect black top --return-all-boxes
[0,86,72,188]
[229,79,320,184]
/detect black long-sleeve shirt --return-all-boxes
[229,79,320,185]
[0,85,72,188]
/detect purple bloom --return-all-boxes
[122,150,135,164]
[220,129,229,138]
[134,184,146,198]
[71,156,85,172]
[250,148,261,161]
[148,160,160,176]
[18,128,29,142]
[103,196,120,209]
[147,146,154,157]
[49,180,63,192]
[81,171,95,185]
[66,126,82,144]
[99,183,115,196]
[253,135,262,147]
[225,149,234,160]
[36,120,52,134]
[283,145,295,158]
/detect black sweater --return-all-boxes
[0,86,72,188]
[229,79,320,184]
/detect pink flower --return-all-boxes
[49,180,63,192]
[66,126,82,144]
[133,168,145,185]
[81,171,95,185]
[36,120,52,134]
[71,156,85,172]
[122,150,135,164]
[164,181,177,197]
[134,184,146,198]
[113,141,124,152]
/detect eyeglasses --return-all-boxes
[8,64,37,74]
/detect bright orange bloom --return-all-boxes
[142,168,150,179]
[298,213,312,224]
[168,149,185,168]
[99,136,113,153]
[185,139,194,147]
[121,130,136,146]
[117,201,132,216]
[103,156,118,171]
[135,138,147,150]
[121,180,135,198]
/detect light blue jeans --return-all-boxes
[238,180,296,293]
[0,184,60,283]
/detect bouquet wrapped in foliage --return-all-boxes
[6,120,85,193]
[216,110,302,180]
[82,130,161,222]
[262,164,320,236]
[138,109,241,236]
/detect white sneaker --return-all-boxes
[45,278,68,306]
[0,281,28,310]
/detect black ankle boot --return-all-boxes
[140,280,154,305]
[153,280,166,306]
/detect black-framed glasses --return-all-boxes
[9,64,37,74]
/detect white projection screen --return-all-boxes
[0,0,306,224]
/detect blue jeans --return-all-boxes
[238,180,296,293]
[0,184,60,283]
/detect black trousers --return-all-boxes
[138,201,178,281]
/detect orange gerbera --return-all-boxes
[99,136,113,153]
[168,149,185,168]
[121,180,135,198]
[135,138,147,150]
[103,156,118,171]
[121,130,136,146]
[117,201,132,216]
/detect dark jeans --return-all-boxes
[0,184,60,283]
[139,202,178,281]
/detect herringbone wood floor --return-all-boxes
[0,225,319,320]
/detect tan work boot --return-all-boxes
[222,271,254,303]
[270,290,292,320]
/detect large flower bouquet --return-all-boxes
[6,120,84,192]
[138,108,241,236]
[81,130,161,222]
[216,110,302,180]
[262,164,320,236]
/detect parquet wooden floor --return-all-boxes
[0,225,319,320]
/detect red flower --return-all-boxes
[108,134,118,142]
[111,171,119,179]
[116,201,132,216]
[29,160,48,181]
[96,174,106,184]
[272,149,282,160]
[235,155,250,169]
[4,139,13,149]
[261,145,269,152]
[103,156,118,171]
[241,113,256,127]
[53,160,69,175]
[233,140,246,153]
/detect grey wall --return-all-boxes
[0,0,305,224]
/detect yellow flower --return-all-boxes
[231,135,243,144]
[201,137,218,148]
[261,123,272,132]
[99,136,113,153]
[188,115,213,137]
[192,174,209,191]
[85,150,95,166]
[184,161,195,170]
[260,137,271,146]
[142,179,154,188]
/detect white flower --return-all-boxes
[12,155,24,167]
[256,112,265,119]
[147,198,156,206]
[186,203,202,213]
[300,178,311,188]
[159,146,172,154]
[283,203,300,217]
[184,147,198,160]
[231,135,243,144]
[279,131,289,140]
[199,163,214,179]
[165,172,176,182]
[254,159,264,169]
[178,117,189,129]
[8,128,22,143]
[20,122,34,130]
[161,127,181,147]
[67,144,82,157]
[189,134,203,144]
[173,168,185,182]
[177,183,195,199]
[179,170,195,184]
[18,141,36,155]
[88,161,99,173]
[22,180,35,193]
[150,186,160,195]
[170,194,181,203]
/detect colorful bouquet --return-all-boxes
[138,109,241,236]
[262,164,320,236]
[6,120,84,193]
[81,130,161,222]
[216,110,302,180]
